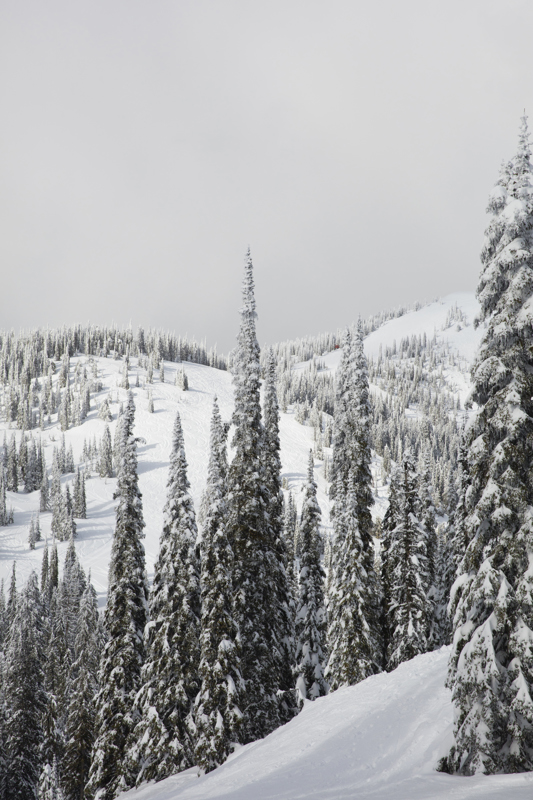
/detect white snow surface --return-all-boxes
[118,646,533,800]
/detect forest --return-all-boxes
[1,115,533,799]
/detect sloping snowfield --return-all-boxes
[119,647,533,800]
[0,356,331,604]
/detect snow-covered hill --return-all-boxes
[0,292,483,600]
[117,646,533,800]
[1,291,504,799]
[0,356,332,605]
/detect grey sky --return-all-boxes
[1,0,532,353]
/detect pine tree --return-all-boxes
[73,468,86,519]
[226,250,279,742]
[128,411,200,785]
[87,392,149,800]
[195,399,244,772]
[417,451,440,648]
[40,466,50,512]
[446,116,533,774]
[295,451,327,705]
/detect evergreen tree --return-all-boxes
[380,464,401,662]
[263,348,296,722]
[195,399,244,772]
[4,572,46,800]
[40,467,50,512]
[98,425,113,478]
[128,411,200,785]
[62,580,102,800]
[73,468,86,519]
[226,250,279,742]
[295,451,327,705]
[87,392,148,800]
[446,116,533,774]
[326,323,381,688]
[7,434,18,492]
[386,450,431,671]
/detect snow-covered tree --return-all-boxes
[446,116,533,775]
[62,579,102,800]
[263,348,296,722]
[98,425,113,478]
[385,450,431,671]
[326,322,381,688]
[128,411,200,785]
[195,399,244,772]
[295,451,327,705]
[226,250,280,742]
[4,572,46,800]
[87,392,149,800]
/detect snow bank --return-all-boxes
[118,646,533,800]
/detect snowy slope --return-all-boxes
[117,646,533,800]
[0,357,329,604]
[0,292,482,599]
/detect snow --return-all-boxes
[0,356,331,605]
[0,292,483,599]
[3,291,522,798]
[117,646,533,800]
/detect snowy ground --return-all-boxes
[117,646,533,800]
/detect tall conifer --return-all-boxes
[226,250,278,741]
[128,411,200,785]
[195,399,244,771]
[446,116,533,774]
[87,392,148,800]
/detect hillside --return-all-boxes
[0,292,482,597]
[116,647,533,800]
[0,290,498,799]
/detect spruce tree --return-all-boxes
[263,348,296,722]
[98,425,113,478]
[226,250,279,742]
[295,451,327,705]
[87,392,148,800]
[326,322,381,688]
[128,411,200,785]
[62,580,102,800]
[385,450,431,671]
[4,572,46,800]
[195,399,244,772]
[446,116,533,774]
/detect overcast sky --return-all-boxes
[1,1,532,353]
